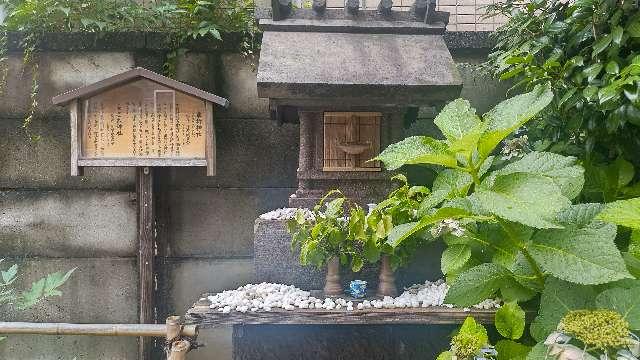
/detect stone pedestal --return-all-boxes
[254,218,444,292]
[232,324,456,360]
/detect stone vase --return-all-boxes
[323,257,343,296]
[376,255,397,297]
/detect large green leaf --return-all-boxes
[490,152,585,199]
[524,343,548,360]
[445,263,507,307]
[555,203,605,226]
[530,277,596,342]
[471,173,570,229]
[496,340,531,360]
[434,98,482,141]
[432,169,473,199]
[386,207,473,247]
[441,244,472,275]
[477,85,554,158]
[596,286,640,330]
[495,302,526,340]
[374,136,457,170]
[529,222,632,285]
[596,197,640,230]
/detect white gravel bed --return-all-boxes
[206,280,501,314]
[259,208,314,221]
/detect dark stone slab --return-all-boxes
[232,324,456,360]
[257,32,462,105]
[258,18,446,34]
[254,219,445,292]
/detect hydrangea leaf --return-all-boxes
[441,244,472,275]
[525,342,549,360]
[445,263,507,307]
[495,302,526,340]
[434,98,482,141]
[435,351,453,360]
[499,274,538,303]
[477,85,554,159]
[596,286,640,330]
[374,136,457,170]
[529,221,632,285]
[555,203,605,226]
[471,173,570,229]
[495,339,531,360]
[530,277,597,342]
[596,197,640,230]
[432,169,473,199]
[489,152,585,200]
[386,207,472,248]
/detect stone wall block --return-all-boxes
[0,191,137,257]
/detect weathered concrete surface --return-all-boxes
[217,54,270,120]
[0,116,136,190]
[0,257,137,323]
[257,32,462,104]
[458,63,512,114]
[166,118,299,189]
[0,335,139,360]
[166,259,254,360]
[175,52,217,92]
[0,52,135,116]
[166,258,254,314]
[0,191,137,257]
[190,329,234,360]
[167,188,293,257]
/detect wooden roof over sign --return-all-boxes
[52,67,229,108]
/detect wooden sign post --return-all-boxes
[53,68,229,360]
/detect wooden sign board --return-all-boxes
[52,68,229,176]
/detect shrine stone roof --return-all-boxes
[256,29,462,107]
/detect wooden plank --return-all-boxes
[205,101,216,176]
[356,113,381,169]
[185,305,498,327]
[69,99,83,176]
[78,158,207,167]
[137,167,155,360]
[323,113,347,169]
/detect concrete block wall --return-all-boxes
[0,32,508,359]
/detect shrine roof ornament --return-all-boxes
[255,0,462,108]
[52,67,229,108]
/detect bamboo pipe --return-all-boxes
[168,340,191,360]
[0,322,197,338]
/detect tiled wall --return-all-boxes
[315,0,508,31]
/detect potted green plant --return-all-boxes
[288,191,366,296]
[361,174,431,297]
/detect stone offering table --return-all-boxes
[184,298,499,360]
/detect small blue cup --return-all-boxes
[348,280,367,298]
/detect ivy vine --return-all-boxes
[0,0,258,139]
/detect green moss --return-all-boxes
[559,309,631,350]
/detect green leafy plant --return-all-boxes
[437,316,497,360]
[360,174,432,270]
[0,259,75,341]
[486,0,640,200]
[287,191,367,272]
[374,86,640,357]
[529,278,640,360]
[0,0,257,138]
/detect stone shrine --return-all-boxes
[256,0,462,208]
